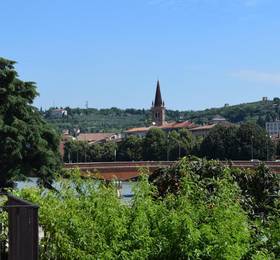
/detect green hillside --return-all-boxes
[44,98,280,133]
[182,98,280,125]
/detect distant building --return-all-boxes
[266,121,280,136]
[211,115,227,124]
[50,108,67,118]
[125,81,196,137]
[262,97,268,102]
[125,127,150,138]
[125,121,196,137]
[76,133,122,144]
[189,124,217,138]
[151,80,166,126]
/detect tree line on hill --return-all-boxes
[64,122,279,163]
[44,97,280,133]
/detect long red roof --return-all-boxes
[125,121,196,133]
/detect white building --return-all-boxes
[50,109,68,118]
[266,121,280,136]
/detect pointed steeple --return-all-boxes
[151,80,166,126]
[154,80,163,107]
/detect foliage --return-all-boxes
[0,195,8,258]
[199,125,237,160]
[200,123,274,160]
[14,162,254,259]
[150,157,280,258]
[64,140,117,162]
[142,128,167,161]
[0,57,61,188]
[45,107,151,133]
[64,128,200,162]
[167,129,196,160]
[64,122,275,162]
[117,135,143,161]
[44,98,280,133]
[232,164,280,218]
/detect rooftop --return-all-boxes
[125,121,195,133]
[76,133,116,143]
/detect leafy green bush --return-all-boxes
[15,162,252,259]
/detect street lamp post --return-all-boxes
[266,135,269,161]
[251,135,254,160]
[266,135,271,161]
[173,139,181,160]
[167,132,170,161]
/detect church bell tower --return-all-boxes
[151,80,166,126]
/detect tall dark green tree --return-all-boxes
[199,125,236,160]
[143,128,166,161]
[117,135,143,161]
[236,123,274,160]
[167,129,195,160]
[0,58,61,187]
[101,142,117,161]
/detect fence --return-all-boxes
[0,193,39,260]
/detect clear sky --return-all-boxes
[2,0,280,111]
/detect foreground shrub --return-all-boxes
[14,162,252,260]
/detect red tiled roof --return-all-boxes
[125,127,150,133]
[125,121,196,133]
[160,121,196,130]
[77,133,115,143]
[190,124,217,131]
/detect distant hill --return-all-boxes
[44,98,280,133]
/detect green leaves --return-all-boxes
[200,123,274,160]
[142,128,167,161]
[14,165,253,259]
[0,57,61,188]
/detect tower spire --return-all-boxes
[154,80,163,107]
[151,80,166,126]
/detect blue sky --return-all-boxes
[1,0,280,110]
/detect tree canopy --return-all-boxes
[10,158,280,259]
[0,57,61,187]
[200,123,274,160]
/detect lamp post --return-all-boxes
[266,135,269,161]
[251,135,254,160]
[167,132,170,161]
[173,138,181,160]
[177,140,181,160]
[266,135,271,161]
